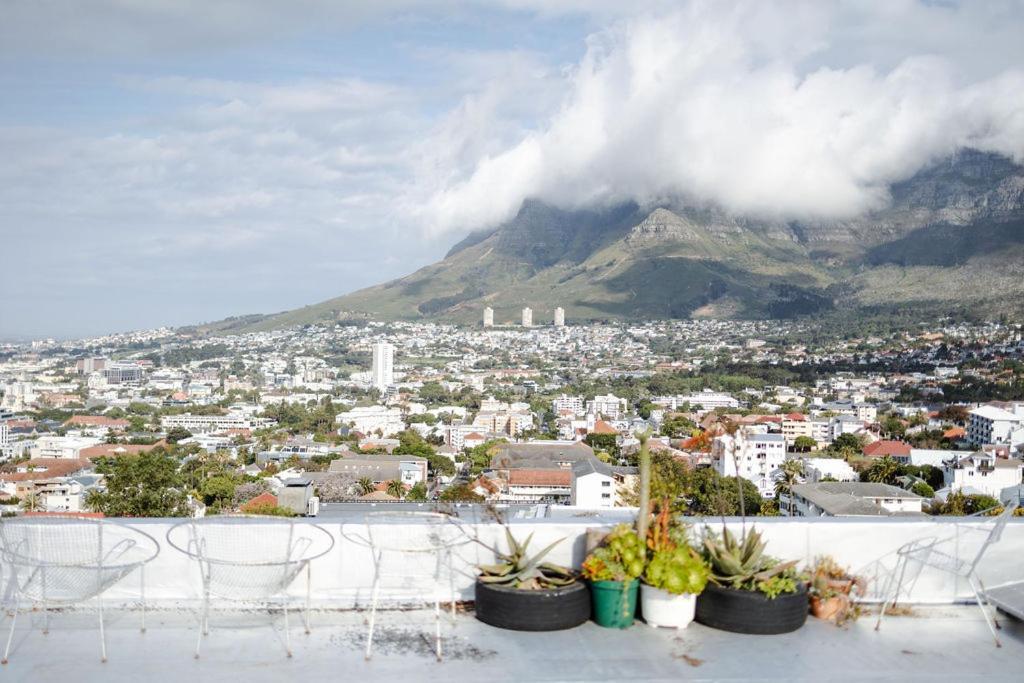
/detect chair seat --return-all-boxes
[905,547,971,577]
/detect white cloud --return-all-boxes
[417,1,1024,233]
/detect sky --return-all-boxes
[2,0,1024,339]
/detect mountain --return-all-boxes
[197,149,1024,333]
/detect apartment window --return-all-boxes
[601,493,611,499]
[601,480,611,487]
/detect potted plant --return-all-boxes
[807,555,865,625]
[695,526,807,634]
[640,508,710,628]
[474,528,590,631]
[581,524,645,628]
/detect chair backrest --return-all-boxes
[969,501,1018,571]
[364,511,464,554]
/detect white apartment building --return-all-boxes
[371,342,395,392]
[31,436,101,459]
[521,307,533,327]
[554,307,565,327]
[942,451,1023,499]
[967,405,1024,447]
[712,428,787,498]
[551,394,585,415]
[335,405,405,438]
[570,458,617,508]
[801,457,858,483]
[0,422,8,448]
[676,389,740,412]
[829,415,865,442]
[587,394,628,420]
[160,413,275,434]
[483,307,494,327]
[784,482,924,517]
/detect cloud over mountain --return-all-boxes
[420,1,1024,233]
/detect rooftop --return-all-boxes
[2,605,1020,682]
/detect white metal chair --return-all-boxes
[0,516,160,664]
[875,501,1018,646]
[166,515,334,658]
[343,511,468,661]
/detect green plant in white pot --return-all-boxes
[640,507,710,628]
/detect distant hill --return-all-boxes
[194,149,1024,334]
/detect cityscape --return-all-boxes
[3,1,1024,681]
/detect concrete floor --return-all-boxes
[1,605,1021,682]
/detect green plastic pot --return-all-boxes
[590,579,639,628]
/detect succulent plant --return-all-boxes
[643,506,710,595]
[701,526,799,596]
[477,528,577,591]
[581,524,645,582]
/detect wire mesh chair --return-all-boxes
[343,511,469,661]
[875,501,1019,647]
[0,516,160,664]
[165,515,334,658]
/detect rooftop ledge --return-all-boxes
[3,511,1023,680]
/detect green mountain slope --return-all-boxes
[194,149,1024,333]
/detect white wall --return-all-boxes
[83,514,1024,612]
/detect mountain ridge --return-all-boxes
[191,149,1024,334]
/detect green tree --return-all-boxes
[357,477,375,496]
[774,459,804,515]
[200,475,237,509]
[828,433,865,458]
[660,414,696,439]
[87,449,189,517]
[910,481,935,498]
[862,456,903,485]
[438,483,484,502]
[406,481,428,501]
[165,427,193,444]
[385,480,405,499]
[688,468,763,516]
[792,436,816,453]
[584,433,619,459]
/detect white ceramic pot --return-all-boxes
[640,583,697,629]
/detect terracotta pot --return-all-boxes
[826,578,854,595]
[810,595,848,621]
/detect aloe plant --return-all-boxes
[477,528,577,590]
[702,526,799,597]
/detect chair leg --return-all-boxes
[97,594,107,663]
[875,557,908,632]
[195,586,210,659]
[283,601,292,658]
[304,563,312,635]
[140,565,147,634]
[974,576,1000,630]
[434,582,442,662]
[447,550,457,626]
[2,607,17,665]
[968,576,1001,648]
[365,558,382,661]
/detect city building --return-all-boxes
[325,453,427,485]
[553,307,565,327]
[160,413,274,434]
[801,457,858,483]
[967,405,1024,447]
[75,357,106,374]
[102,362,144,384]
[587,394,628,420]
[711,427,787,498]
[483,307,494,327]
[551,394,585,416]
[521,307,533,327]
[371,342,395,392]
[570,458,616,507]
[942,450,1024,499]
[335,405,405,438]
[862,440,912,464]
[783,482,925,517]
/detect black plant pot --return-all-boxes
[474,579,591,631]
[695,582,808,634]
